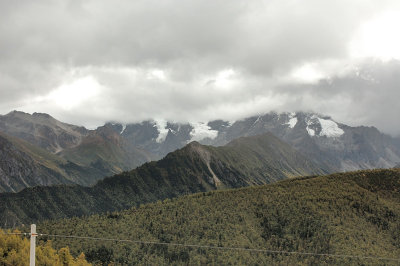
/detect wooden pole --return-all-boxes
[30,224,36,266]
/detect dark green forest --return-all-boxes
[1,133,322,227]
[34,169,400,265]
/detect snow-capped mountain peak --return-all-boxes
[305,115,344,138]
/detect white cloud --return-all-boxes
[154,119,169,143]
[189,122,218,142]
[350,11,400,60]
[214,69,235,89]
[290,63,324,83]
[45,76,102,110]
[147,69,166,80]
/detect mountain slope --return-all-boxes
[0,112,154,187]
[37,168,400,265]
[0,132,71,192]
[121,121,193,160]
[59,123,154,177]
[0,132,110,192]
[0,111,88,153]
[0,133,323,226]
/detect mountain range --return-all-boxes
[0,111,153,192]
[1,110,399,193]
[1,110,400,264]
[121,112,400,172]
[0,132,323,227]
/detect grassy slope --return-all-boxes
[0,133,323,226]
[38,169,400,265]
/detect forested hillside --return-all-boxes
[0,133,322,226]
[36,169,400,265]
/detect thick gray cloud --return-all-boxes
[276,60,400,135]
[0,0,400,135]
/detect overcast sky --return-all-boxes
[1,0,400,136]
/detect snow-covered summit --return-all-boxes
[305,114,344,138]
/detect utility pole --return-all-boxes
[30,224,36,266]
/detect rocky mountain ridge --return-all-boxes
[0,112,154,192]
[0,111,88,153]
[119,112,400,172]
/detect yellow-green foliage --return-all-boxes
[0,229,90,266]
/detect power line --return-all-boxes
[2,231,399,262]
[1,232,29,236]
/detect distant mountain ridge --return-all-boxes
[209,112,400,172]
[119,112,400,172]
[0,133,323,227]
[0,111,88,153]
[1,110,399,192]
[0,112,154,192]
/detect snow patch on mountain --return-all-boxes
[305,114,344,138]
[120,124,126,134]
[190,122,218,142]
[306,127,315,136]
[253,116,262,125]
[154,119,169,143]
[317,118,344,138]
[286,112,298,128]
[306,116,316,136]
